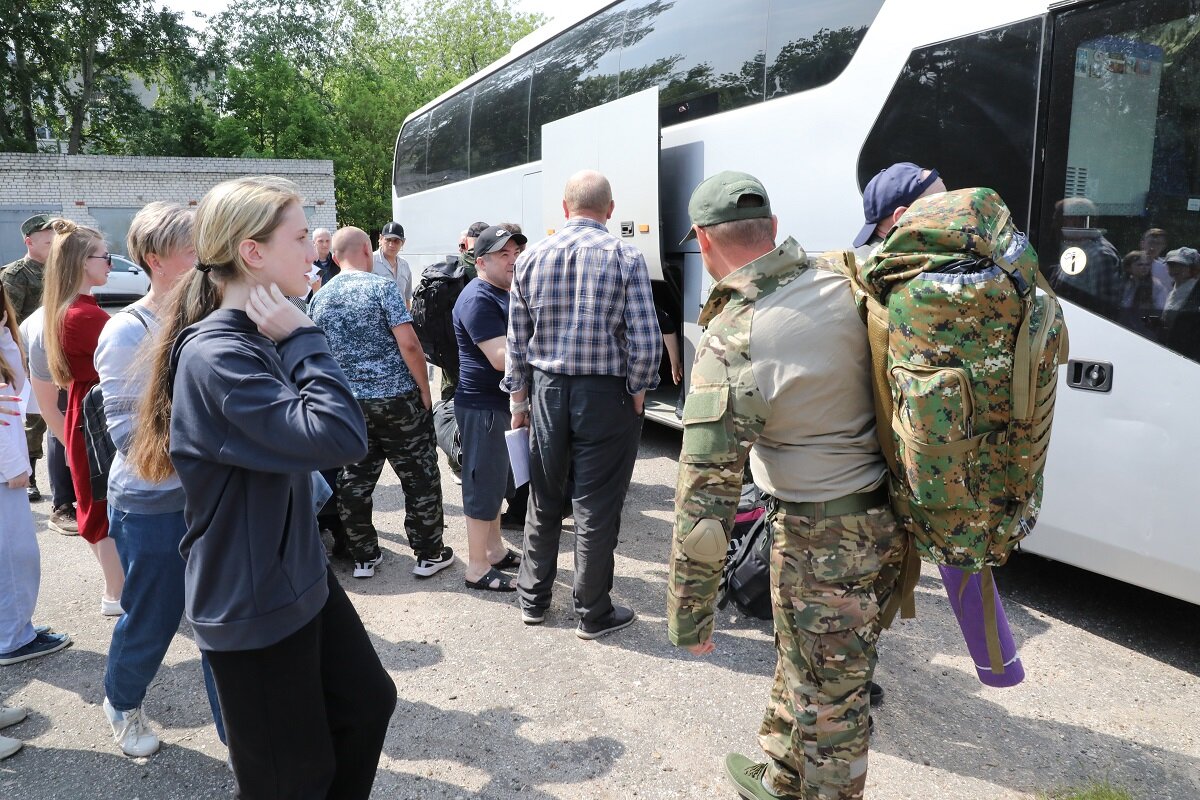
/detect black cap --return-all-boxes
[381,221,405,239]
[466,221,489,238]
[474,225,527,257]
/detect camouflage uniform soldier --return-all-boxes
[667,172,904,800]
[2,214,56,503]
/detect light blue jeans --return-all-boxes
[104,508,225,743]
[0,484,38,653]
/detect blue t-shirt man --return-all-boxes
[453,278,509,410]
[309,271,417,399]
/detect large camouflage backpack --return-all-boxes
[834,188,1069,655]
[410,256,467,373]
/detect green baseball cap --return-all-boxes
[21,214,54,237]
[680,171,772,244]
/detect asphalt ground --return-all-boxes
[2,423,1198,799]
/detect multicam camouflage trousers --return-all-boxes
[758,501,905,800]
[338,392,445,563]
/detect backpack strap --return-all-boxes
[123,305,152,332]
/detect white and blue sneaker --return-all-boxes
[103,699,160,757]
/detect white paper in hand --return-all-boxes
[504,427,531,487]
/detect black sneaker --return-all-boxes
[412,546,454,578]
[576,605,636,640]
[0,632,71,666]
[521,606,546,626]
[869,681,884,707]
[26,480,41,503]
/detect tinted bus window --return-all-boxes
[427,91,473,188]
[858,18,1044,229]
[618,0,768,126]
[529,5,626,160]
[393,115,429,197]
[766,0,884,98]
[1042,0,1200,362]
[471,57,532,177]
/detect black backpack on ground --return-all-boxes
[410,256,467,375]
[717,483,773,620]
[81,306,150,502]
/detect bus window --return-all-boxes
[857,17,1044,230]
[529,5,625,160]
[617,0,768,126]
[427,91,473,188]
[470,56,533,177]
[1042,0,1200,362]
[765,0,884,99]
[393,115,429,198]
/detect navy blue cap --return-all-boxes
[853,163,940,248]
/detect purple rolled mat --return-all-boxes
[938,565,1025,688]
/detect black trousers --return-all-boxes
[517,370,642,623]
[204,570,397,800]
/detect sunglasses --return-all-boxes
[87,253,113,266]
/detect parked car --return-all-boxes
[92,254,150,304]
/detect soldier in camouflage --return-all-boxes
[667,172,904,800]
[1,213,57,503]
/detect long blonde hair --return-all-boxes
[42,218,103,387]
[0,287,22,386]
[129,176,304,481]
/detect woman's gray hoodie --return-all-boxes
[168,309,367,652]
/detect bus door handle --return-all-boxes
[1066,359,1113,393]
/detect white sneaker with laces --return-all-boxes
[0,705,27,729]
[412,546,455,578]
[103,698,160,757]
[353,553,384,579]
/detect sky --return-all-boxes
[163,0,560,28]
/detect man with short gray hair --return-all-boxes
[504,169,661,638]
[668,171,903,800]
[311,227,338,289]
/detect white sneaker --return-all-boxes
[0,734,21,760]
[0,705,27,729]
[103,698,160,757]
[101,598,124,617]
[353,553,384,579]
[412,546,455,578]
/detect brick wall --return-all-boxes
[0,153,336,262]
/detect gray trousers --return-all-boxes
[517,370,643,623]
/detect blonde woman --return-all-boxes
[128,177,395,797]
[42,219,123,613]
[94,203,224,757]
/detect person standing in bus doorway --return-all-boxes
[668,171,903,800]
[372,221,413,307]
[852,161,946,262]
[504,169,661,638]
[312,226,453,581]
[1162,246,1200,359]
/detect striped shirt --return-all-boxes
[503,217,661,395]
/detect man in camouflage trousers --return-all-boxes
[308,226,453,580]
[667,172,904,800]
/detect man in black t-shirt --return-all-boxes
[452,225,527,592]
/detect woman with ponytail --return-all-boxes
[41,219,123,614]
[127,176,394,798]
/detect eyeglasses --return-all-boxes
[87,253,112,266]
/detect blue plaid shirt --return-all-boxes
[503,217,662,395]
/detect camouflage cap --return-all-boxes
[681,171,772,244]
[21,213,54,237]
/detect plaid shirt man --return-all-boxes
[503,218,661,395]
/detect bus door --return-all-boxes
[1029,0,1200,604]
[539,86,681,424]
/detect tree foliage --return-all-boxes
[0,0,541,228]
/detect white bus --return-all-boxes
[392,0,1200,607]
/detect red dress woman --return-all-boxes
[42,219,123,614]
